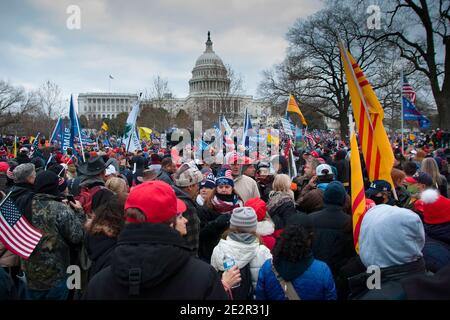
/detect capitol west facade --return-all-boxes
[78,32,276,127]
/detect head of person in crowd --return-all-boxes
[242,163,256,178]
[13,163,36,185]
[334,150,347,162]
[412,172,434,194]
[104,164,118,181]
[303,158,321,179]
[271,155,289,175]
[296,188,324,214]
[403,161,418,178]
[359,205,425,269]
[47,164,68,194]
[173,161,204,200]
[391,168,407,189]
[323,181,347,207]
[414,150,427,163]
[198,173,215,205]
[124,181,188,236]
[140,168,158,182]
[86,188,125,237]
[255,161,274,185]
[420,158,443,188]
[270,174,294,200]
[365,180,393,206]
[105,176,129,196]
[77,156,107,181]
[420,189,450,225]
[34,170,62,197]
[315,164,334,190]
[227,206,258,237]
[161,157,177,174]
[205,169,242,213]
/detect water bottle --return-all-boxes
[223,254,240,288]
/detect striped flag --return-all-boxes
[350,133,366,254]
[0,193,43,260]
[402,77,416,105]
[340,44,394,188]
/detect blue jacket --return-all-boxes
[255,259,337,300]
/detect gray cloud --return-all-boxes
[1,0,324,100]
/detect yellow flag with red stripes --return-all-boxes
[350,133,366,254]
[287,94,307,126]
[340,44,394,188]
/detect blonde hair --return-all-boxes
[420,158,444,187]
[106,177,128,195]
[271,174,295,200]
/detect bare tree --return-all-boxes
[0,81,40,133]
[144,75,173,108]
[38,80,63,118]
[258,1,398,138]
[366,0,450,128]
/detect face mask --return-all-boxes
[216,193,235,202]
[371,195,385,205]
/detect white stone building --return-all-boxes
[78,93,139,120]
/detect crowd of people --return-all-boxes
[0,129,449,300]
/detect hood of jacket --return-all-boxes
[257,220,275,236]
[110,223,191,289]
[213,237,261,271]
[86,233,117,262]
[267,192,294,215]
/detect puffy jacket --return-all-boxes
[85,233,117,280]
[83,223,227,300]
[211,236,272,290]
[256,258,336,300]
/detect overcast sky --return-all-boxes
[0,0,324,101]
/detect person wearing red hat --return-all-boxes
[245,198,276,252]
[83,180,228,300]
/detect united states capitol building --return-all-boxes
[78,32,277,127]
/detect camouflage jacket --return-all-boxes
[22,194,85,290]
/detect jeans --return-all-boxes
[27,278,69,300]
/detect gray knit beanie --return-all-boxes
[230,207,258,232]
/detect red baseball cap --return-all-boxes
[0,162,9,173]
[311,151,319,158]
[125,181,187,224]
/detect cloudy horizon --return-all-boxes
[0,0,324,102]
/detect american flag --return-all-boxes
[402,77,416,104]
[0,194,43,260]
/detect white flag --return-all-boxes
[122,101,142,152]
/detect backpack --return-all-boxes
[227,263,254,300]
[75,185,105,214]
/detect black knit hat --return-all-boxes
[34,171,60,196]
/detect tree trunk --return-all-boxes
[339,113,349,140]
[436,93,450,130]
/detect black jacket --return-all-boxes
[83,223,227,300]
[268,199,300,231]
[307,204,355,276]
[85,233,117,280]
[156,169,174,186]
[349,259,427,300]
[10,182,35,221]
[173,186,201,256]
[197,205,230,263]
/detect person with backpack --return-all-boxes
[210,207,272,300]
[256,224,336,300]
[83,180,228,300]
[75,156,108,215]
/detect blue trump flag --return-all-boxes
[69,95,85,161]
[402,97,430,129]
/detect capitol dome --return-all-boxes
[189,32,230,95]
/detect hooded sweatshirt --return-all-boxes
[359,204,425,268]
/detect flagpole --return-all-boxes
[74,96,86,162]
[400,70,404,155]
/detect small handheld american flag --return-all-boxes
[0,193,43,260]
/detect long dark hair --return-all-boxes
[272,224,313,264]
[88,194,126,237]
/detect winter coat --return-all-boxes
[10,182,35,222]
[401,263,450,300]
[85,233,117,280]
[256,220,276,252]
[267,192,301,231]
[234,175,260,203]
[211,236,272,290]
[156,169,174,186]
[256,258,336,300]
[83,223,228,300]
[349,259,427,300]
[422,222,450,272]
[0,242,19,268]
[22,193,85,290]
[307,204,355,276]
[197,205,231,263]
[173,186,201,256]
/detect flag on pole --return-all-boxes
[350,133,366,254]
[138,127,152,140]
[286,94,307,126]
[69,95,85,161]
[109,75,114,80]
[13,136,17,159]
[101,121,109,132]
[50,118,64,144]
[0,193,43,260]
[241,108,253,148]
[402,77,430,129]
[122,101,142,152]
[340,43,394,188]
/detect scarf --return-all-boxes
[211,195,241,214]
[229,233,257,245]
